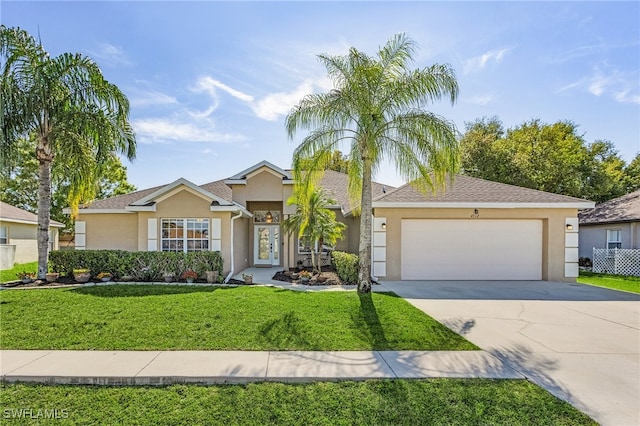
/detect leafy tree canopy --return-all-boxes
[0,135,136,231]
[460,117,631,202]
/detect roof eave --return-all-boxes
[373,201,596,209]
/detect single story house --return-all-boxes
[70,161,594,282]
[578,190,640,259]
[0,201,64,269]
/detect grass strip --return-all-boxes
[0,380,595,425]
[578,271,640,294]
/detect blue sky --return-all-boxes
[3,1,639,190]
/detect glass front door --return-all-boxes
[254,225,279,266]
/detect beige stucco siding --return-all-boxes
[233,217,249,274]
[232,170,290,205]
[143,190,234,274]
[374,207,577,282]
[78,213,137,251]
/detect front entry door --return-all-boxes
[254,225,279,266]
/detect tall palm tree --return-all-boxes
[282,185,346,273]
[1,26,136,278]
[286,33,459,292]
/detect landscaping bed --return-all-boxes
[272,266,349,286]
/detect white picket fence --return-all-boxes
[592,248,640,277]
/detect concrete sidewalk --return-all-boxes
[1,350,523,386]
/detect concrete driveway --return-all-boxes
[380,280,640,426]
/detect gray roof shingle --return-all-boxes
[374,175,592,204]
[0,201,65,227]
[79,171,390,213]
[579,190,640,225]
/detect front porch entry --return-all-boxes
[254,224,280,266]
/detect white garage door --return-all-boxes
[401,219,542,280]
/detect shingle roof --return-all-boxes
[318,170,391,212]
[374,174,592,205]
[78,169,392,213]
[78,167,592,214]
[81,185,166,210]
[579,190,640,225]
[0,201,65,227]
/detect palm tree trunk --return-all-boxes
[317,236,324,274]
[36,145,52,280]
[358,158,373,293]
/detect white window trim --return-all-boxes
[606,229,622,249]
[161,218,210,253]
[297,237,334,254]
[0,225,8,244]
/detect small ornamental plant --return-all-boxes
[16,271,36,280]
[298,270,312,279]
[73,268,90,274]
[96,272,112,279]
[181,270,198,280]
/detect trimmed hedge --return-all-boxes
[49,250,223,281]
[331,251,359,285]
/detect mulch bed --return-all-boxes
[272,266,353,286]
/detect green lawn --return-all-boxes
[0,380,595,425]
[0,261,38,283]
[0,285,477,351]
[578,271,640,294]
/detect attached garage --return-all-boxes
[401,219,542,280]
[370,175,596,282]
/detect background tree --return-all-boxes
[624,154,640,193]
[0,135,136,231]
[1,26,136,278]
[282,185,346,273]
[460,118,629,202]
[286,33,459,292]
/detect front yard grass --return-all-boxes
[0,285,477,351]
[578,271,640,294]
[0,261,38,283]
[0,380,595,425]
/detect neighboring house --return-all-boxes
[0,201,64,269]
[69,161,593,282]
[578,190,640,260]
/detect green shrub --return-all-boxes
[331,251,359,285]
[48,250,223,281]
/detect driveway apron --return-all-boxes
[381,280,640,426]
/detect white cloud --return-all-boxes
[463,48,512,74]
[251,80,316,121]
[191,76,254,118]
[465,94,494,106]
[195,76,254,102]
[89,43,131,66]
[132,118,245,144]
[193,75,330,122]
[559,65,639,104]
[129,90,178,108]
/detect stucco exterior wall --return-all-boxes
[233,217,249,274]
[579,222,636,259]
[232,170,290,205]
[79,213,138,251]
[374,207,577,282]
[0,222,60,266]
[6,222,37,264]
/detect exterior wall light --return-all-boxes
[381,222,386,230]
[266,211,273,223]
[566,223,573,231]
